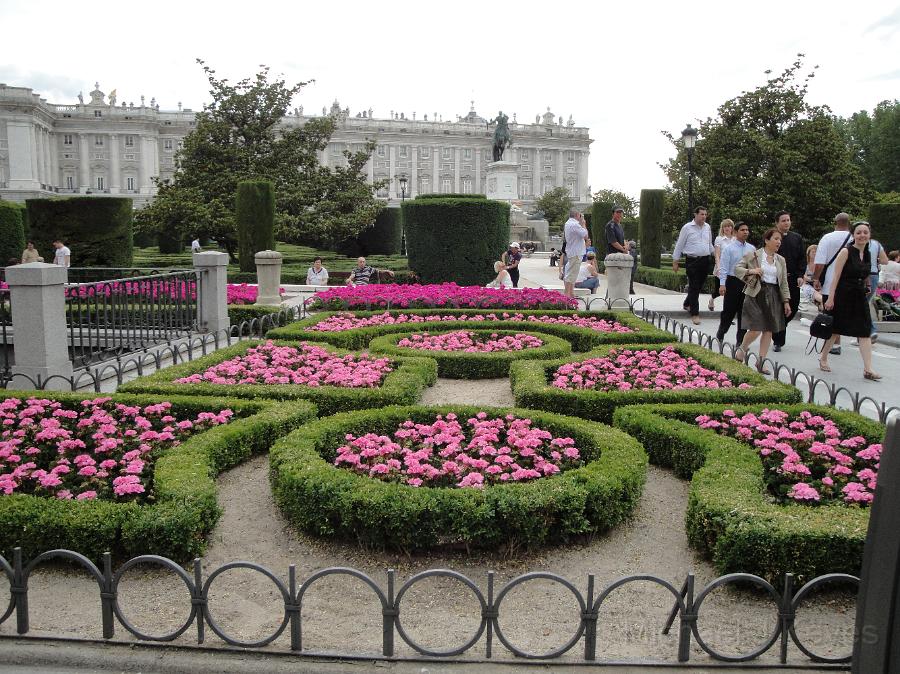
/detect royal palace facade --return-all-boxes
[0,82,592,208]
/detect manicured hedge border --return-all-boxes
[270,405,647,551]
[614,403,884,582]
[510,343,801,424]
[0,392,316,562]
[267,309,672,352]
[119,340,437,416]
[368,330,571,379]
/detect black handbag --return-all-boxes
[809,312,834,340]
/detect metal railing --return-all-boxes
[65,270,199,368]
[0,546,856,666]
[0,287,11,384]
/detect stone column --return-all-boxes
[108,134,120,193]
[78,133,90,192]
[410,146,418,198]
[193,252,230,335]
[604,253,634,307]
[367,153,375,185]
[474,147,481,193]
[557,149,565,187]
[432,149,440,194]
[254,250,283,306]
[454,147,461,192]
[388,145,397,198]
[49,131,59,188]
[6,262,74,390]
[136,134,147,191]
[580,150,590,200]
[532,148,541,197]
[34,126,46,186]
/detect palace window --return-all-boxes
[463,148,472,160]
[442,148,451,160]
[65,176,75,189]
[399,146,408,158]
[567,150,575,164]
[419,176,430,193]
[126,177,136,191]
[520,182,532,198]
[96,176,105,190]
[567,180,578,196]
[376,145,386,158]
[95,136,104,146]
[164,139,174,151]
[420,147,430,159]
[63,134,73,146]
[441,178,451,193]
[125,135,134,147]
[520,149,529,161]
[462,177,472,194]
[94,110,102,117]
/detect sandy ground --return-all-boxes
[1,379,855,665]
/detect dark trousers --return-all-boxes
[772,275,800,347]
[508,267,520,288]
[684,256,710,316]
[717,275,747,343]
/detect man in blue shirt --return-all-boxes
[715,222,755,343]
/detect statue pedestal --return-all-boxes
[485,161,519,202]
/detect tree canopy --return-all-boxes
[660,56,872,242]
[135,61,384,261]
[591,189,638,219]
[834,99,900,195]
[534,186,574,232]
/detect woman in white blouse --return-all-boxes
[306,257,329,285]
[486,260,512,288]
[733,228,791,374]
[709,219,734,311]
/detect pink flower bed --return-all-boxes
[878,288,899,302]
[62,282,280,305]
[695,408,881,506]
[0,397,233,501]
[334,412,582,488]
[310,283,576,310]
[552,346,748,391]
[227,283,285,305]
[309,311,635,333]
[174,341,393,387]
[396,330,544,353]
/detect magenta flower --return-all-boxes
[309,311,634,333]
[396,331,544,353]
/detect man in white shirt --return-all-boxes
[52,240,71,268]
[563,209,590,298]
[672,206,714,324]
[191,237,202,253]
[813,212,853,355]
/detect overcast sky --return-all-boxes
[3,1,899,199]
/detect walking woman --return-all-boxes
[819,222,881,381]
[733,228,791,374]
[708,219,734,311]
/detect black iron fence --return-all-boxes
[0,287,11,384]
[0,546,856,666]
[64,270,199,367]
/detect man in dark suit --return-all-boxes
[771,211,805,352]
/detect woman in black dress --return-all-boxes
[820,222,880,380]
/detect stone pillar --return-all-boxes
[109,134,120,193]
[254,250,283,306]
[604,253,634,306]
[136,134,147,191]
[532,149,541,198]
[6,263,74,390]
[432,149,440,194]
[193,252,230,335]
[557,149,565,187]
[49,130,59,188]
[410,147,418,198]
[474,147,481,193]
[388,145,397,198]
[454,147,461,192]
[78,133,90,192]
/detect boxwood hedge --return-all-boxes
[269,405,647,552]
[267,308,672,352]
[613,403,884,582]
[510,343,801,424]
[0,392,316,562]
[119,340,437,416]
[367,329,571,379]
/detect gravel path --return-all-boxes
[2,379,855,664]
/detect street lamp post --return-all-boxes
[398,174,408,256]
[681,124,698,222]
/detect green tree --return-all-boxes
[835,100,900,193]
[135,61,384,262]
[535,186,573,232]
[591,188,638,218]
[660,56,872,242]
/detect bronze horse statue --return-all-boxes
[488,111,512,161]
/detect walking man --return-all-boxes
[563,209,590,298]
[813,213,853,355]
[672,206,714,325]
[52,240,71,268]
[771,211,805,352]
[605,206,628,255]
[715,222,755,343]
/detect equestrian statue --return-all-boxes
[488,111,512,161]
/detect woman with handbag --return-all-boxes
[819,222,881,381]
[733,228,792,374]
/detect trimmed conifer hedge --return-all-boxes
[236,180,276,273]
[0,201,27,265]
[26,197,134,267]
[269,404,647,551]
[402,197,509,284]
[0,392,316,562]
[590,201,614,247]
[358,206,402,255]
[868,202,900,251]
[639,189,664,268]
[614,403,883,582]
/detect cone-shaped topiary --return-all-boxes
[236,179,276,273]
[639,189,665,268]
